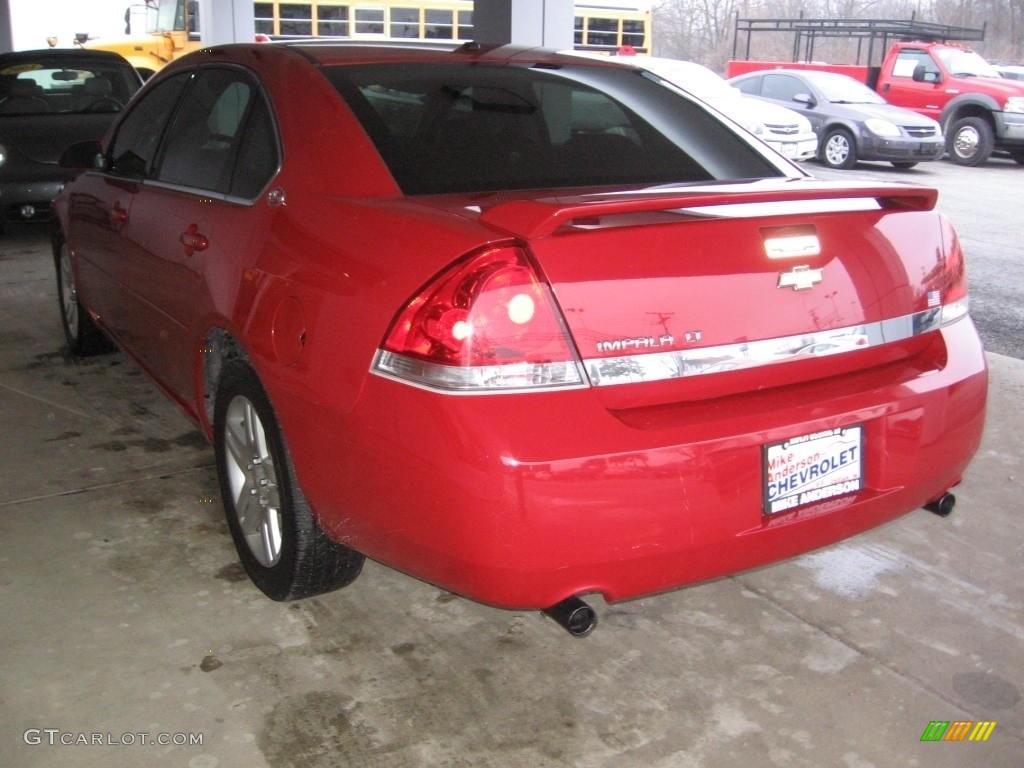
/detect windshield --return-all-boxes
[936,48,1001,77]
[812,72,886,104]
[327,62,789,195]
[155,0,186,33]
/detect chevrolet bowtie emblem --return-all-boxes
[778,265,823,291]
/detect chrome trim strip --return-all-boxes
[672,198,881,218]
[583,306,960,388]
[372,350,588,395]
[372,300,969,394]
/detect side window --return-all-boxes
[761,75,803,102]
[733,77,761,96]
[893,49,938,79]
[156,67,279,197]
[230,93,278,198]
[108,72,190,177]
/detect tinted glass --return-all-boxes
[327,62,784,195]
[108,72,190,177]
[0,55,139,115]
[230,93,278,198]
[156,67,279,196]
[732,76,761,96]
[761,74,803,102]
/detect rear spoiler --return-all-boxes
[479,180,938,239]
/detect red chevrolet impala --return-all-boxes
[52,42,987,635]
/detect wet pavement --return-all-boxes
[1,229,1021,767]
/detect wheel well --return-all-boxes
[943,105,993,131]
[201,329,248,427]
[50,222,66,259]
[821,124,855,142]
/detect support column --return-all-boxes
[0,0,13,53]
[197,0,255,46]
[472,0,574,49]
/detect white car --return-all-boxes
[997,64,1024,81]
[608,55,819,161]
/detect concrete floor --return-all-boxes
[1,229,1021,768]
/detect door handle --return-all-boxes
[180,223,209,257]
[111,201,129,225]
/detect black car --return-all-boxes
[0,48,141,227]
[729,68,945,170]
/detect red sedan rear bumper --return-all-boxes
[275,318,987,610]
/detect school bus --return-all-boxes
[83,0,650,78]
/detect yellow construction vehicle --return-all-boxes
[80,1,200,80]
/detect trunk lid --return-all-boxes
[474,179,951,408]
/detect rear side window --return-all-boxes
[732,77,761,97]
[761,75,804,102]
[327,62,783,195]
[157,67,279,197]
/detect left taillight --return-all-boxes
[372,244,586,393]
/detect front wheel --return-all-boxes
[820,128,857,169]
[947,116,994,166]
[54,235,112,356]
[214,359,364,601]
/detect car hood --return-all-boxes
[832,101,937,127]
[955,74,1024,98]
[0,113,116,164]
[747,98,809,127]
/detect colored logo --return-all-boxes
[920,720,997,742]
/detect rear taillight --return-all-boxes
[936,214,970,326]
[372,244,585,393]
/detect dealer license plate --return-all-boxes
[763,425,864,515]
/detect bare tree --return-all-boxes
[653,0,1023,70]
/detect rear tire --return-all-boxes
[214,359,364,601]
[54,235,112,356]
[821,128,857,169]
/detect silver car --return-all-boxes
[730,68,945,170]
[610,55,819,161]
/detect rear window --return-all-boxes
[326,61,785,195]
[0,57,139,115]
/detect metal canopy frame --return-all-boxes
[732,15,987,67]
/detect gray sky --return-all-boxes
[8,0,134,50]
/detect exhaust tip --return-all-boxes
[924,492,956,517]
[543,596,597,637]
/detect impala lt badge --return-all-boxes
[778,265,824,291]
[596,334,675,354]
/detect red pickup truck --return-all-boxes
[727,18,1024,166]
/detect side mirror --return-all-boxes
[60,140,105,170]
[793,92,815,108]
[912,64,941,84]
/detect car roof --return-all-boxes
[183,41,628,71]
[0,48,132,65]
[761,69,853,86]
